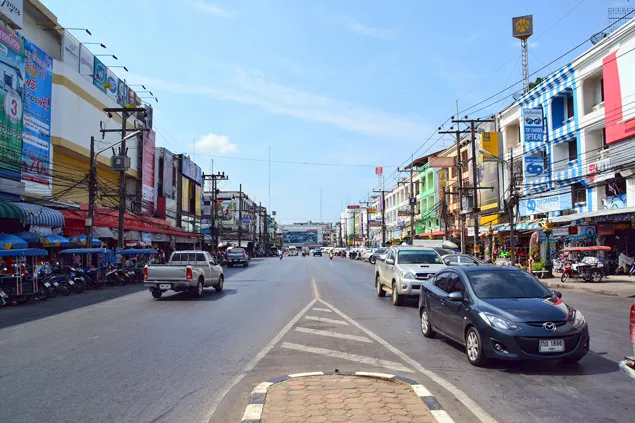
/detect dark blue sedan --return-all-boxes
[418,266,589,366]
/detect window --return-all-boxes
[566,95,575,119]
[446,273,466,296]
[600,78,604,102]
[4,72,12,89]
[568,139,578,161]
[433,272,451,292]
[602,128,607,148]
[467,270,551,299]
[573,183,587,204]
[445,255,459,264]
[171,253,181,262]
[397,249,442,264]
[196,253,205,262]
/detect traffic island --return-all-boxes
[241,371,454,423]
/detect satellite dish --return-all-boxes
[512,91,524,101]
[591,32,608,45]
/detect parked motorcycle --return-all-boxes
[0,286,8,306]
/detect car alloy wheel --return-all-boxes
[420,310,430,335]
[467,331,479,362]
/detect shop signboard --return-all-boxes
[347,205,360,209]
[375,166,383,175]
[429,156,454,168]
[217,199,234,223]
[0,25,24,182]
[92,56,107,93]
[105,68,118,103]
[551,227,569,237]
[614,222,631,230]
[578,225,596,239]
[603,193,626,209]
[602,37,635,144]
[522,107,544,143]
[588,157,613,183]
[519,192,572,217]
[0,0,23,29]
[141,130,156,215]
[21,38,52,195]
[61,31,80,71]
[480,132,500,158]
[181,178,189,212]
[162,148,174,197]
[194,184,201,216]
[181,155,202,184]
[524,156,546,183]
[597,223,614,236]
[116,79,126,107]
[367,208,377,214]
[397,210,411,217]
[79,43,93,82]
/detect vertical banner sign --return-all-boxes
[117,79,126,106]
[127,87,136,107]
[92,57,107,93]
[480,132,500,158]
[79,43,94,81]
[22,38,52,194]
[105,68,118,103]
[375,166,383,175]
[61,31,80,71]
[141,130,156,214]
[162,148,174,197]
[523,107,544,143]
[0,26,25,181]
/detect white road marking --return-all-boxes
[201,298,317,423]
[280,342,413,373]
[412,384,433,397]
[294,327,373,343]
[319,299,498,423]
[241,404,263,420]
[304,316,349,325]
[312,307,332,313]
[432,410,456,423]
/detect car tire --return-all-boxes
[151,289,162,299]
[244,262,248,267]
[391,282,402,306]
[465,327,488,367]
[420,308,436,338]
[193,279,204,298]
[376,274,385,297]
[590,270,602,282]
[215,275,224,292]
[369,256,376,265]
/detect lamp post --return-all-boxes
[541,220,554,278]
[488,225,494,264]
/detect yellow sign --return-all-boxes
[367,208,377,214]
[437,169,448,198]
[512,15,533,39]
[480,132,499,158]
[480,213,502,226]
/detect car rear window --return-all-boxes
[468,270,551,299]
[232,248,245,253]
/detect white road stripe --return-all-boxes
[412,384,433,397]
[432,410,456,423]
[319,299,498,423]
[312,307,332,313]
[294,327,373,343]
[304,316,349,325]
[201,298,318,423]
[241,404,263,420]
[281,342,413,373]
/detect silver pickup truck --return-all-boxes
[144,250,224,299]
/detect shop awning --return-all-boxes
[551,206,635,223]
[42,235,73,247]
[68,235,103,247]
[15,231,41,243]
[10,202,65,227]
[0,201,23,220]
[0,233,28,250]
[0,248,48,257]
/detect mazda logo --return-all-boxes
[543,322,556,332]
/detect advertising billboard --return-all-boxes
[523,107,544,143]
[21,38,52,195]
[162,148,174,197]
[519,191,573,217]
[79,43,93,81]
[181,155,202,184]
[217,199,234,223]
[92,56,107,93]
[478,161,500,214]
[0,25,24,181]
[116,79,126,106]
[0,0,23,29]
[181,178,189,212]
[603,37,635,144]
[480,132,500,158]
[61,31,80,71]
[141,130,156,214]
[280,226,323,246]
[105,68,118,103]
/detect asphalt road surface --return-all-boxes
[0,256,632,423]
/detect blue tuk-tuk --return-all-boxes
[0,248,48,304]
[58,248,116,284]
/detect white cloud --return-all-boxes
[347,19,395,40]
[127,69,429,141]
[194,133,238,154]
[191,1,234,19]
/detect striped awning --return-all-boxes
[0,201,24,220]
[10,202,65,227]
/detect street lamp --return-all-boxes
[96,54,118,60]
[140,96,158,103]
[82,42,107,49]
[541,220,554,278]
[39,25,92,35]
[109,66,129,72]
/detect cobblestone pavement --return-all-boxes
[259,375,436,423]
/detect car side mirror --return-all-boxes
[444,259,451,265]
[448,291,464,301]
[385,258,395,265]
[551,289,562,299]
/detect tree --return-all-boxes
[528,77,544,91]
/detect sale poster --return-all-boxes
[22,38,53,195]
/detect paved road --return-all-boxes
[0,257,632,423]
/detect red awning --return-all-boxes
[415,230,447,238]
[60,207,198,238]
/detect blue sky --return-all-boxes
[45,0,630,224]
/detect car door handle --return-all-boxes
[440,300,446,305]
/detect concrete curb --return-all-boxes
[240,371,455,423]
[542,280,635,298]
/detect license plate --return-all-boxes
[0,291,7,299]
[68,280,75,285]
[44,282,51,288]
[539,339,565,353]
[159,284,171,290]
[53,282,59,287]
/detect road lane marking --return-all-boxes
[202,298,317,423]
[319,299,498,423]
[312,307,332,312]
[311,277,320,299]
[294,327,373,343]
[280,342,413,373]
[304,316,349,325]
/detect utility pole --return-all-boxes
[86,136,96,246]
[203,171,228,250]
[238,184,243,247]
[450,117,495,258]
[442,187,449,241]
[397,164,417,245]
[508,149,516,266]
[373,189,387,247]
[360,200,373,247]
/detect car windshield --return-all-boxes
[231,248,245,254]
[467,270,552,299]
[398,250,442,264]
[375,249,386,254]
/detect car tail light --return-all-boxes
[143,266,148,281]
[186,267,193,280]
[630,301,635,346]
[242,253,246,258]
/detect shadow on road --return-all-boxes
[155,288,238,302]
[0,284,147,330]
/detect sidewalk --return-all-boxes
[244,372,449,423]
[545,273,635,298]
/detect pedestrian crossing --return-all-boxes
[273,302,413,373]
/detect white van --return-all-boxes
[288,246,298,256]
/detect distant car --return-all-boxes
[227,247,249,267]
[419,266,590,366]
[375,247,446,306]
[442,254,484,266]
[369,248,387,264]
[433,248,456,257]
[360,249,374,261]
[313,248,322,257]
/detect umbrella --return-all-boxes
[0,233,29,250]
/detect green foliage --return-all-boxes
[528,77,544,91]
[532,260,545,272]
